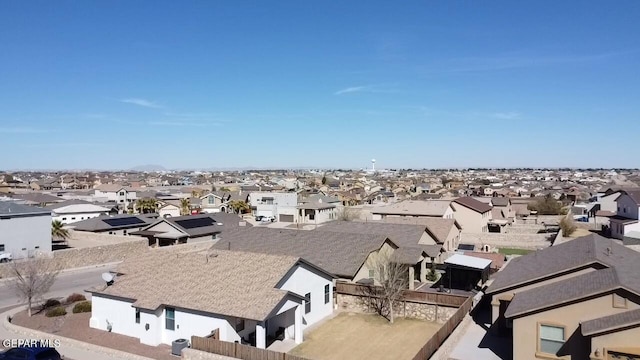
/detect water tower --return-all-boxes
[371,159,376,172]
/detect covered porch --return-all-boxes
[244,302,305,350]
[129,230,188,247]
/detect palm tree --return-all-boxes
[229,200,250,214]
[136,198,158,214]
[180,198,191,215]
[51,220,69,241]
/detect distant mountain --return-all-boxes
[129,164,167,172]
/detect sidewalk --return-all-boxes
[0,306,154,360]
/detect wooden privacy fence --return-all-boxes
[412,296,474,360]
[191,336,309,360]
[336,281,469,307]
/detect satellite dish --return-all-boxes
[102,272,115,285]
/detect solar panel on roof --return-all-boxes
[174,217,215,229]
[103,217,145,227]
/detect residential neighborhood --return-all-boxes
[1,1,639,360]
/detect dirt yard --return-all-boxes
[11,305,174,360]
[289,312,441,360]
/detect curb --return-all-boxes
[2,306,154,360]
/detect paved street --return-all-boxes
[0,264,116,313]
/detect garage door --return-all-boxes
[279,214,294,222]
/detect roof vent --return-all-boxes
[606,247,613,256]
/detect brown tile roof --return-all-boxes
[453,197,492,213]
[581,308,640,336]
[91,249,302,321]
[595,210,615,217]
[504,268,620,318]
[487,234,640,295]
[212,227,392,278]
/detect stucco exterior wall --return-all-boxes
[590,326,640,356]
[278,263,334,331]
[512,293,640,360]
[53,211,107,224]
[451,203,490,233]
[0,213,51,259]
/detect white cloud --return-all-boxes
[334,84,399,95]
[120,98,164,109]
[491,112,521,120]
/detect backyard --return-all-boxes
[498,247,534,256]
[289,312,441,360]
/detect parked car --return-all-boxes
[262,216,275,222]
[254,215,264,222]
[0,252,12,263]
[0,347,61,360]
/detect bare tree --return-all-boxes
[337,207,360,221]
[361,253,409,323]
[10,258,59,316]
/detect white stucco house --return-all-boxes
[0,201,52,259]
[88,249,334,349]
[94,184,138,211]
[610,190,640,240]
[248,192,297,222]
[46,200,112,224]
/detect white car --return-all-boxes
[0,252,12,263]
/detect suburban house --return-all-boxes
[486,234,640,359]
[157,201,181,218]
[212,227,406,285]
[490,197,515,221]
[297,194,341,224]
[70,213,158,236]
[609,190,640,240]
[371,200,455,220]
[450,197,493,233]
[94,184,138,212]
[316,221,448,289]
[46,199,113,224]
[377,216,462,253]
[198,191,247,213]
[248,192,297,222]
[131,213,249,246]
[0,201,52,259]
[88,249,334,349]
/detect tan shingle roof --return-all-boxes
[372,200,453,217]
[91,249,301,321]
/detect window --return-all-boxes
[35,246,39,249]
[613,294,627,308]
[624,207,627,213]
[135,309,140,324]
[539,324,565,355]
[0,244,4,252]
[71,217,76,220]
[368,269,375,279]
[123,230,127,235]
[120,192,125,196]
[62,217,67,221]
[235,317,244,332]
[304,293,311,314]
[165,307,175,330]
[208,196,215,205]
[324,284,330,304]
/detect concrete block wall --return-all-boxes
[336,294,456,323]
[460,232,553,250]
[0,239,147,278]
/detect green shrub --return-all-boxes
[45,306,67,317]
[72,301,92,313]
[66,293,86,303]
[426,263,439,282]
[41,299,61,310]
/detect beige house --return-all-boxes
[451,197,493,233]
[486,234,640,359]
[371,200,455,220]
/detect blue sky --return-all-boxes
[1,1,639,170]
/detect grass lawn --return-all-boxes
[498,247,534,256]
[289,312,440,360]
